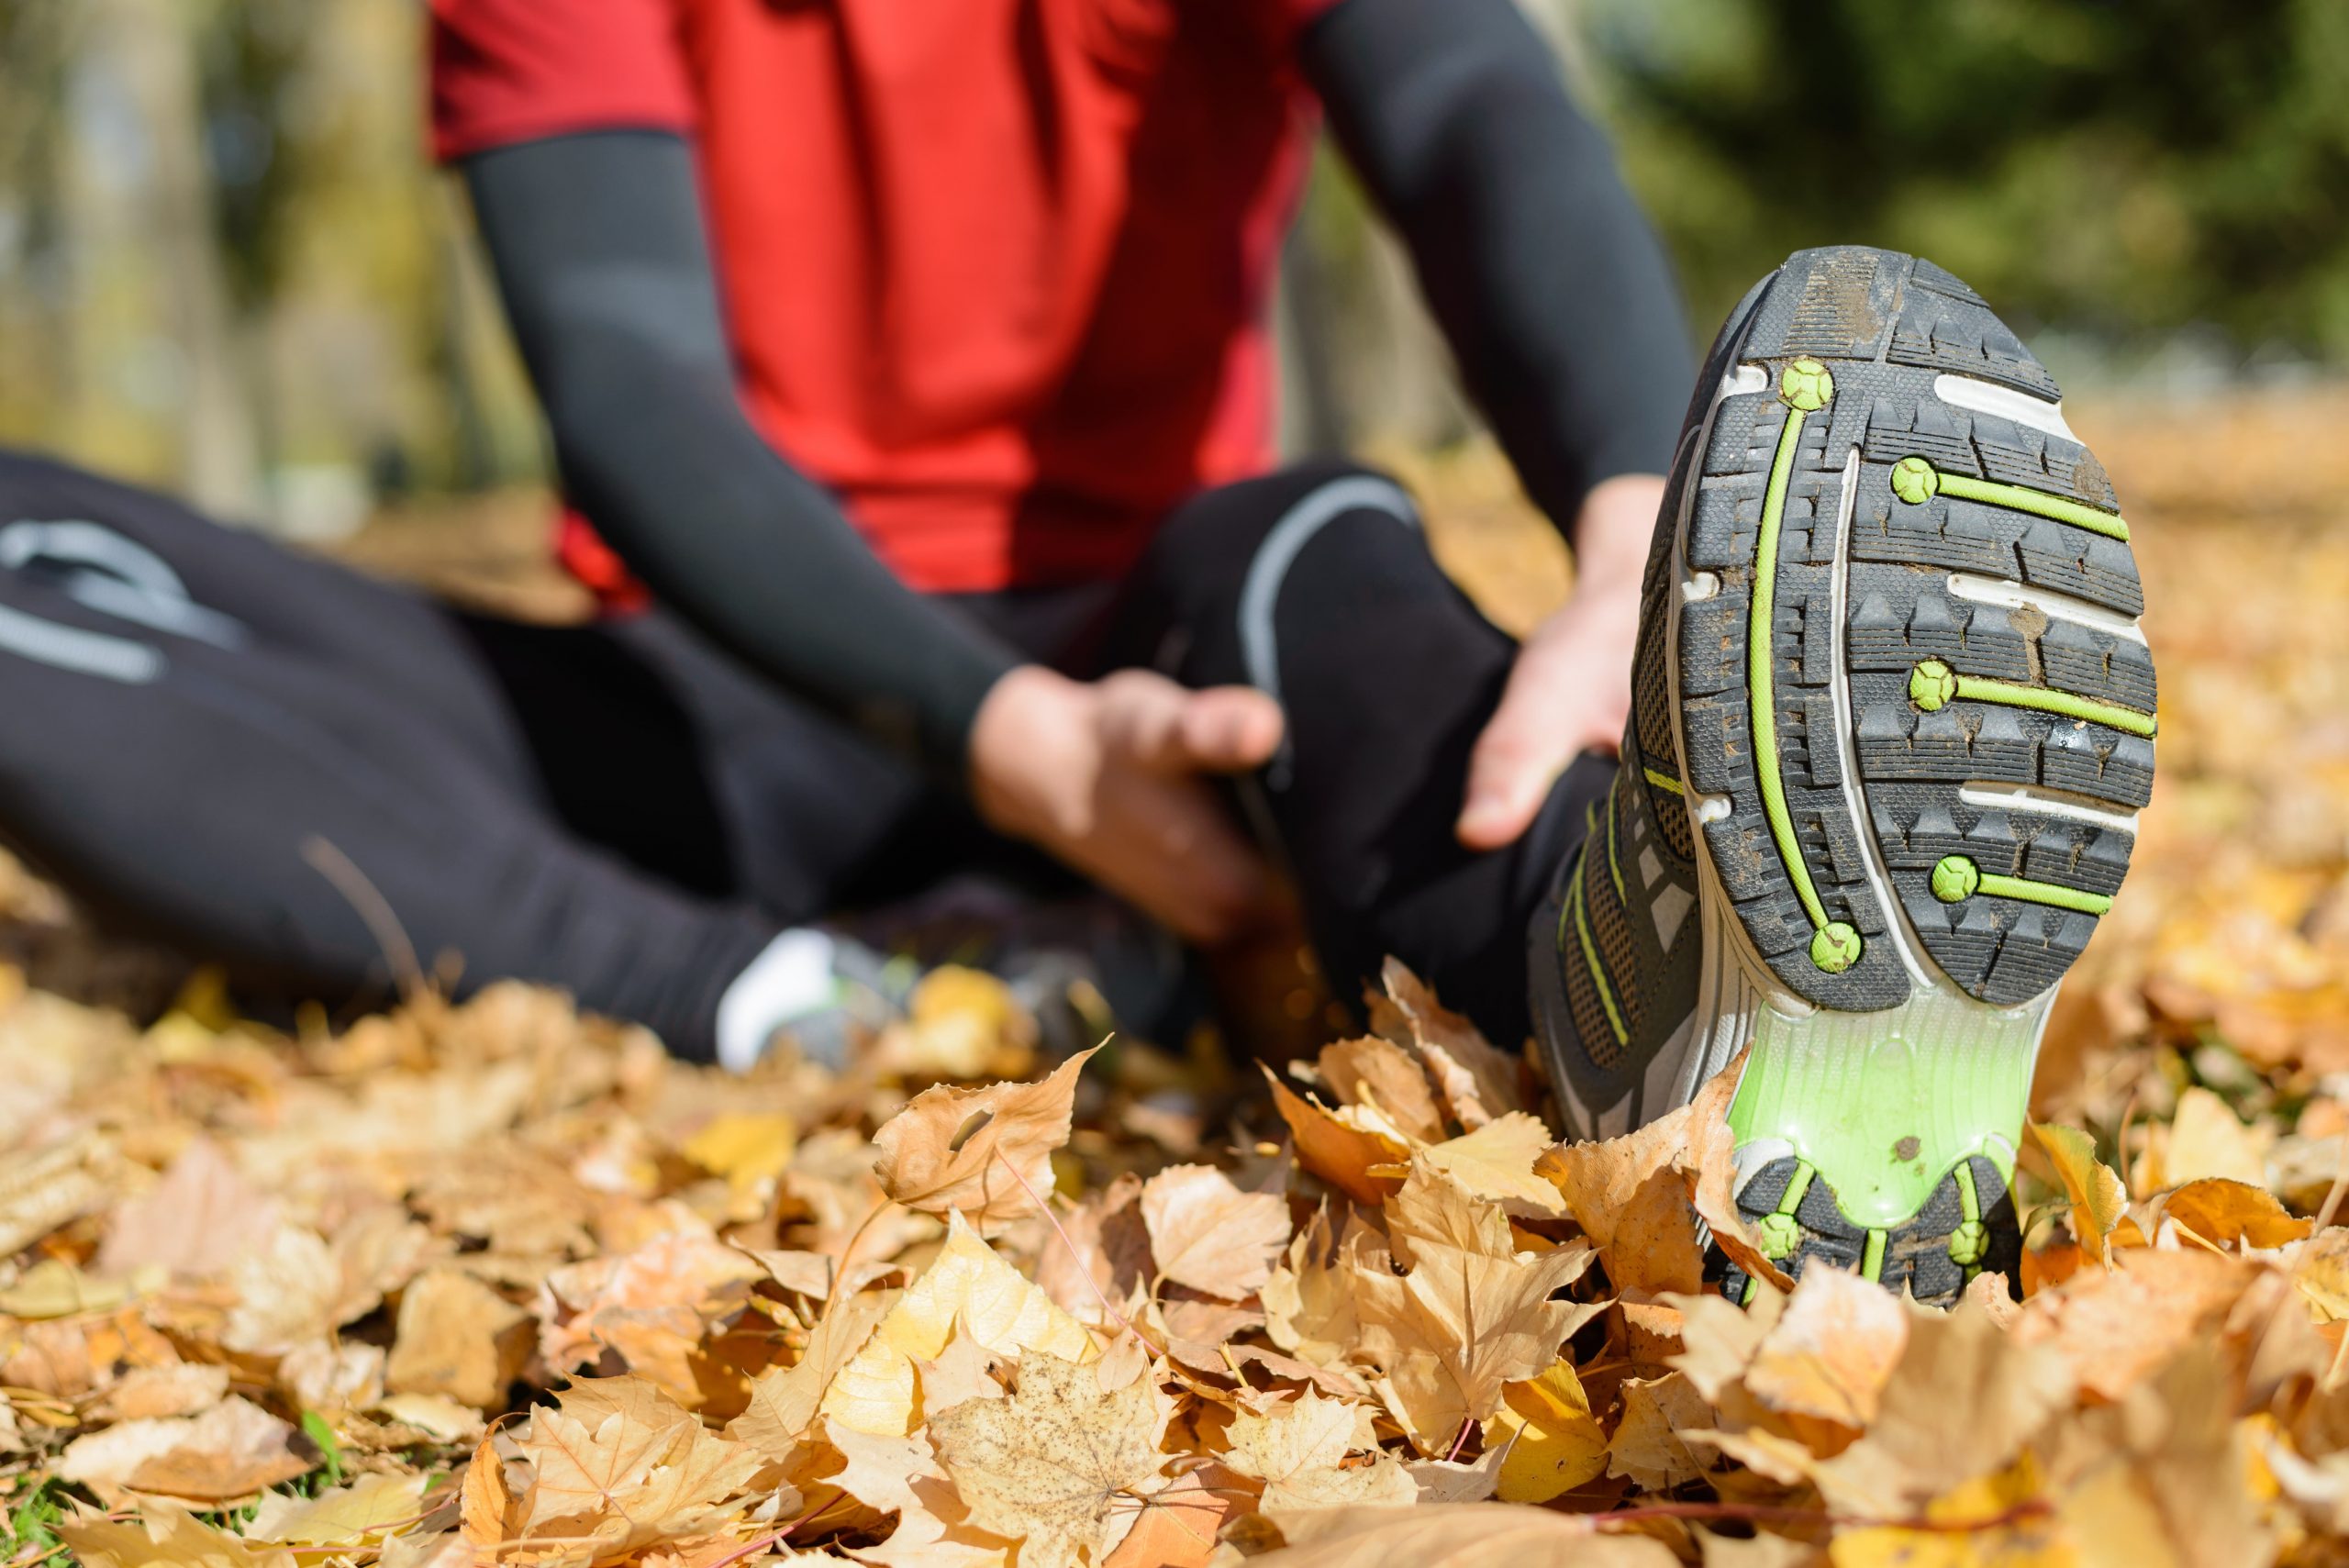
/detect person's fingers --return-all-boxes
[1456,679,1570,851]
[1095,670,1196,770]
[1100,673,1284,774]
[1175,684,1285,773]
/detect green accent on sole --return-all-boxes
[1911,656,2154,737]
[1909,657,1960,711]
[1642,764,1685,795]
[1565,861,1631,1045]
[1780,357,1833,413]
[1861,1228,1887,1282]
[1931,854,1982,903]
[1891,457,2131,543]
[1741,1274,1759,1307]
[1932,853,2113,916]
[1750,361,1850,970]
[1890,455,1938,505]
[1776,1161,1817,1216]
[1809,921,1863,974]
[1976,871,2113,916]
[1756,1211,1802,1259]
[1727,985,2039,1229]
[1949,1162,1988,1267]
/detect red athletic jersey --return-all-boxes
[431,0,1337,593]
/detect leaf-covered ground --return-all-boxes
[6,387,2349,1568]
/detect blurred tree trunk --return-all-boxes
[82,0,259,517]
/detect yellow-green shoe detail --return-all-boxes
[1949,1162,1987,1272]
[1932,853,2114,917]
[1890,454,2131,542]
[1861,1228,1887,1282]
[1642,764,1684,795]
[1749,358,1857,973]
[1909,659,2154,738]
[1809,921,1863,974]
[1564,857,1630,1047]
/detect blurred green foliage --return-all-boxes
[1585,0,2349,359]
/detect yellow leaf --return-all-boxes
[820,1212,1094,1436]
[1491,1360,1606,1503]
[1827,1458,2067,1567]
[680,1112,797,1188]
[2030,1124,2128,1264]
[1416,1113,1565,1219]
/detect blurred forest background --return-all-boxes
[0,0,2343,536]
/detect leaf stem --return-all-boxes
[818,1196,896,1323]
[992,1147,1139,1340]
[1595,1496,2054,1534]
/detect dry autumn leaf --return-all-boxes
[821,1211,1094,1437]
[513,1376,765,1561]
[2030,1123,2130,1265]
[871,1048,1097,1235]
[929,1351,1171,1568]
[1225,1386,1415,1512]
[1140,1162,1292,1300]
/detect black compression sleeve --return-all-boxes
[462,131,1015,777]
[1300,0,1692,539]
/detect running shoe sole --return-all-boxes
[1651,247,2154,1306]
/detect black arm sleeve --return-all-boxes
[1300,0,1692,539]
[462,131,1015,777]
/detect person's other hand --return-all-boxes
[1455,472,1665,850]
[968,665,1286,945]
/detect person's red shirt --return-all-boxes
[431,0,1338,595]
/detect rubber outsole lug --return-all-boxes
[1717,1154,2021,1309]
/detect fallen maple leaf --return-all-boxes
[871,1048,1097,1235]
[929,1351,1171,1568]
[385,1268,533,1411]
[59,1395,313,1503]
[59,1503,299,1568]
[1413,1113,1565,1219]
[1538,1058,1787,1296]
[1225,1386,1415,1512]
[515,1376,764,1562]
[1810,1300,2073,1516]
[1607,1373,1710,1491]
[95,1137,277,1282]
[1353,1224,1598,1451]
[822,1212,1095,1437]
[1140,1162,1292,1301]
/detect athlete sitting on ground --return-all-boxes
[0,0,2155,1300]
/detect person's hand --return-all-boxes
[1456,473,1666,850]
[968,665,1286,945]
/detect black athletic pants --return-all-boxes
[0,451,1609,1058]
